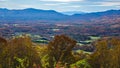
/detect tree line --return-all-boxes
[0,35,120,68]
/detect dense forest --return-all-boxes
[0,34,120,68]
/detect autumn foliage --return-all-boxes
[88,37,120,68]
[0,36,42,68]
[0,35,120,68]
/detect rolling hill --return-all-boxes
[0,8,120,24]
[69,10,120,24]
[0,8,68,23]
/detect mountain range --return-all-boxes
[0,8,120,24]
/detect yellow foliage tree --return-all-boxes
[88,37,120,68]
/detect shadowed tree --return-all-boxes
[0,37,7,68]
[0,37,7,50]
[0,36,43,68]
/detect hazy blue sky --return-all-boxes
[0,0,120,12]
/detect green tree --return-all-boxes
[71,59,91,68]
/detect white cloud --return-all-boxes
[44,4,58,6]
[87,1,120,7]
[44,3,68,6]
[99,2,120,6]
[66,5,81,8]
[19,5,33,8]
[39,0,83,2]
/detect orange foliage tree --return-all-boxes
[47,35,77,68]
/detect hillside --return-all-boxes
[69,10,120,24]
[0,8,68,23]
[0,8,120,24]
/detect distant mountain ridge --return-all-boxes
[0,8,120,24]
[69,9,120,24]
[0,8,68,23]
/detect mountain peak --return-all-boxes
[23,8,42,11]
[62,11,85,15]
